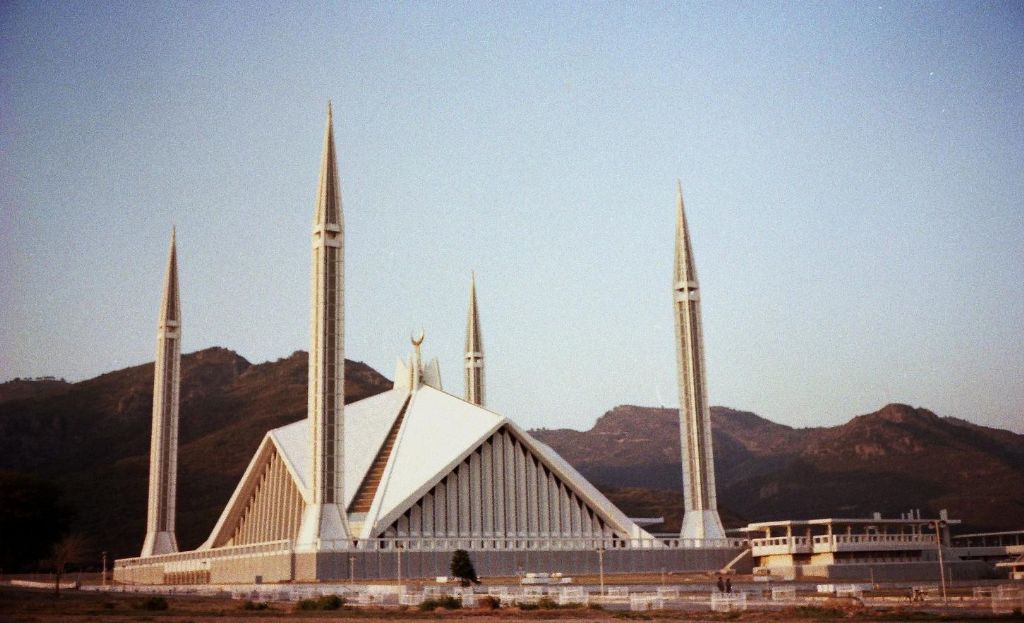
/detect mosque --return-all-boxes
[114,105,743,584]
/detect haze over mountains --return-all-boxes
[1,347,1021,563]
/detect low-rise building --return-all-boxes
[743,512,991,582]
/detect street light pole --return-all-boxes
[597,547,605,596]
[397,543,403,589]
[101,552,107,588]
[932,521,947,606]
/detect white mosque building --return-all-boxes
[114,105,740,584]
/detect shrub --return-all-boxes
[538,597,558,609]
[241,600,269,610]
[790,605,844,619]
[133,596,168,611]
[419,596,461,611]
[478,595,500,610]
[296,595,344,610]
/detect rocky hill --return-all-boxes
[0,348,392,562]
[0,377,71,403]
[2,351,1021,566]
[532,403,1024,533]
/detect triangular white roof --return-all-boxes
[270,387,408,507]
[367,386,504,530]
[205,383,652,546]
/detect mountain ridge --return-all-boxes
[531,402,1024,534]
[1,349,1021,565]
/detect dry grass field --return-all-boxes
[1,583,1016,623]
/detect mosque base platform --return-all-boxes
[114,539,749,585]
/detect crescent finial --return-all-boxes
[411,329,425,347]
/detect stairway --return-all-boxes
[348,396,411,513]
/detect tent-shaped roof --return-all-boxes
[203,383,652,548]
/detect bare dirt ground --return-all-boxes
[0,584,1013,623]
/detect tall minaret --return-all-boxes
[464,272,485,406]
[141,229,181,557]
[297,102,350,547]
[673,182,726,541]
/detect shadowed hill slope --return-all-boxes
[0,348,392,561]
[532,403,1024,533]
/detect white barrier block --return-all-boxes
[629,595,665,611]
[399,593,424,606]
[557,587,588,606]
[710,592,747,612]
[607,586,629,597]
[771,586,796,602]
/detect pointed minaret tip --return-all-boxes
[162,226,181,324]
[314,100,342,228]
[464,273,485,406]
[675,180,687,216]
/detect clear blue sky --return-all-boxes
[2,2,1022,433]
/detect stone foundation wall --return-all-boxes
[210,553,293,584]
[113,563,165,585]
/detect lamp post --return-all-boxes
[349,554,356,585]
[931,521,947,606]
[101,552,107,588]
[596,546,605,596]
[396,542,403,589]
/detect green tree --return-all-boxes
[450,549,479,586]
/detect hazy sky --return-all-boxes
[2,2,1022,433]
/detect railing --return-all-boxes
[304,536,745,551]
[750,533,935,555]
[814,534,934,551]
[749,536,811,554]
